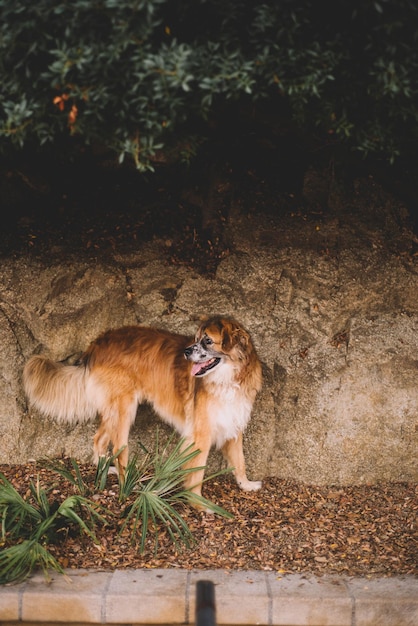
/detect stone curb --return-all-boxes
[1,569,417,626]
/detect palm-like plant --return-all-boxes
[44,450,125,496]
[118,435,232,552]
[0,435,232,583]
[0,473,107,584]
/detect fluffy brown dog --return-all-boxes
[23,317,262,498]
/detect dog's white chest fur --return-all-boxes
[207,385,252,448]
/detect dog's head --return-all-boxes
[184,317,252,378]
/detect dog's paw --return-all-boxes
[238,479,262,492]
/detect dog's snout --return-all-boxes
[185,340,208,361]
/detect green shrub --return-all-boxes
[0,473,106,583]
[117,436,232,552]
[0,0,417,166]
[0,437,231,584]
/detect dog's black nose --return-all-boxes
[184,346,193,359]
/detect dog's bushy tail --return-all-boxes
[23,355,97,424]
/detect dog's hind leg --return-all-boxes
[221,433,262,492]
[94,396,137,483]
[93,419,111,464]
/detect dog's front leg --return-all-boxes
[221,433,262,492]
[182,436,211,499]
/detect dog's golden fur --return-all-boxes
[23,317,262,499]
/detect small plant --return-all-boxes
[0,474,107,584]
[0,436,232,583]
[44,449,125,496]
[118,435,232,552]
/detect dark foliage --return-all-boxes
[0,0,417,167]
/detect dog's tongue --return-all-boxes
[191,360,212,376]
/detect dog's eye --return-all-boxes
[203,336,213,347]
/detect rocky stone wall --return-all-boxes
[1,177,417,484]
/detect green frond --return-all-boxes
[120,489,194,552]
[29,477,51,517]
[118,454,149,500]
[0,539,64,584]
[56,495,108,542]
[0,473,42,540]
[94,454,115,491]
[172,489,233,518]
[42,458,89,496]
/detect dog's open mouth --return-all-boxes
[191,357,221,377]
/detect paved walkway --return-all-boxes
[1,569,417,625]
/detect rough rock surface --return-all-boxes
[1,173,417,485]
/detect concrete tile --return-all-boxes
[347,576,418,626]
[3,568,418,626]
[105,568,188,624]
[0,585,20,621]
[268,573,352,626]
[190,569,270,625]
[0,622,104,626]
[21,569,110,623]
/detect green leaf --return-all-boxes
[0,540,64,584]
[0,473,42,540]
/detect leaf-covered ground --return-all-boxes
[1,462,417,578]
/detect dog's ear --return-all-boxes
[193,315,209,340]
[196,316,223,341]
[221,321,250,351]
[234,327,250,349]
